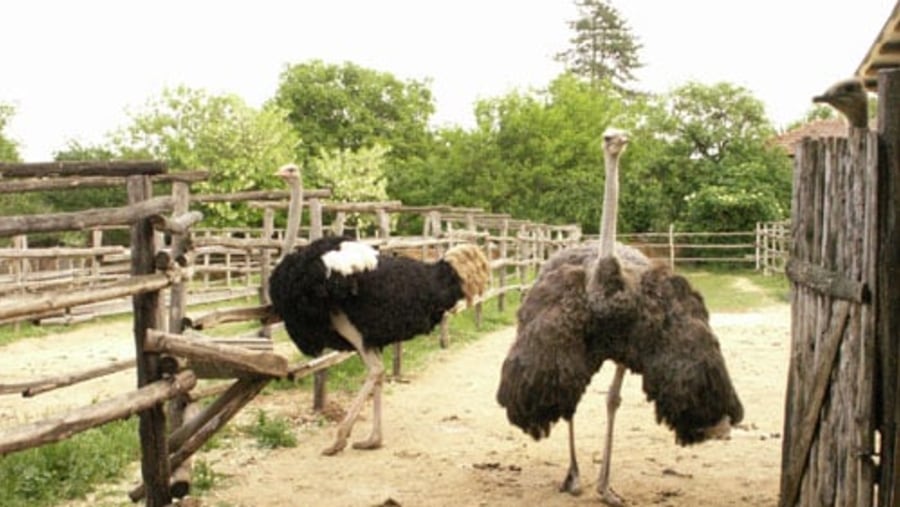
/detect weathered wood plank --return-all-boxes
[145,330,287,378]
[129,376,270,502]
[193,189,330,203]
[0,358,134,396]
[0,196,174,237]
[878,68,900,507]
[0,160,166,178]
[784,258,869,303]
[0,272,173,321]
[128,174,171,507]
[184,304,278,330]
[0,370,195,456]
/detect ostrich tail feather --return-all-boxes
[443,244,490,304]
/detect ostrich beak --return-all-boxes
[276,163,299,179]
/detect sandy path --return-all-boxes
[0,301,789,507]
[201,304,789,507]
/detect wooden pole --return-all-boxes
[668,223,675,270]
[308,199,328,411]
[166,181,191,500]
[498,219,509,313]
[877,68,900,507]
[259,207,275,338]
[127,173,171,507]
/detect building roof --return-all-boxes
[772,119,849,157]
[857,1,900,89]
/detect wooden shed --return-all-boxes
[780,2,900,505]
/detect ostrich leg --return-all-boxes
[597,363,626,506]
[321,311,385,456]
[560,420,583,495]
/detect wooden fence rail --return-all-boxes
[0,161,580,505]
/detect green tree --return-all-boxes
[642,82,791,230]
[403,75,637,232]
[271,60,435,168]
[0,103,20,163]
[112,86,300,226]
[0,104,39,223]
[555,0,643,91]
[309,144,391,233]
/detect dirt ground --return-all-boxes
[0,298,789,507]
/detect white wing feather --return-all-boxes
[321,241,379,277]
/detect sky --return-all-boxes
[1,0,896,161]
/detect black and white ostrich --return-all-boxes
[496,129,744,506]
[268,163,491,455]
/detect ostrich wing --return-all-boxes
[497,263,595,440]
[629,266,745,445]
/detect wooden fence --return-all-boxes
[778,125,878,503]
[0,161,579,506]
[611,222,790,270]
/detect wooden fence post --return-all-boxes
[498,218,509,313]
[259,207,274,339]
[667,223,675,269]
[877,68,900,507]
[308,198,328,411]
[127,174,171,507]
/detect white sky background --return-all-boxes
[1,0,896,161]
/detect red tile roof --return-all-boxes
[772,119,848,157]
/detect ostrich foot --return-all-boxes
[559,470,582,496]
[321,436,348,456]
[352,436,382,450]
[598,485,625,507]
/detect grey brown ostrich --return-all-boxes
[813,77,869,129]
[269,164,490,455]
[496,129,744,506]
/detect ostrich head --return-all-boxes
[276,162,301,182]
[813,78,869,129]
[602,128,629,158]
[275,163,304,260]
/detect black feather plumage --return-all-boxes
[269,236,467,356]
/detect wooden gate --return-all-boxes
[779,69,900,507]
[779,126,878,507]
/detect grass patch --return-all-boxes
[192,458,223,494]
[241,410,297,449]
[0,419,139,507]
[679,266,790,312]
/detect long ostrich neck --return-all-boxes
[598,149,620,257]
[281,177,303,259]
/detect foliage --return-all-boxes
[637,81,792,230]
[113,86,300,227]
[0,103,35,219]
[0,102,20,162]
[681,185,784,232]
[309,144,391,232]
[271,60,435,170]
[192,459,223,494]
[397,74,634,231]
[555,0,643,91]
[0,419,138,507]
[309,144,390,203]
[242,410,297,449]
